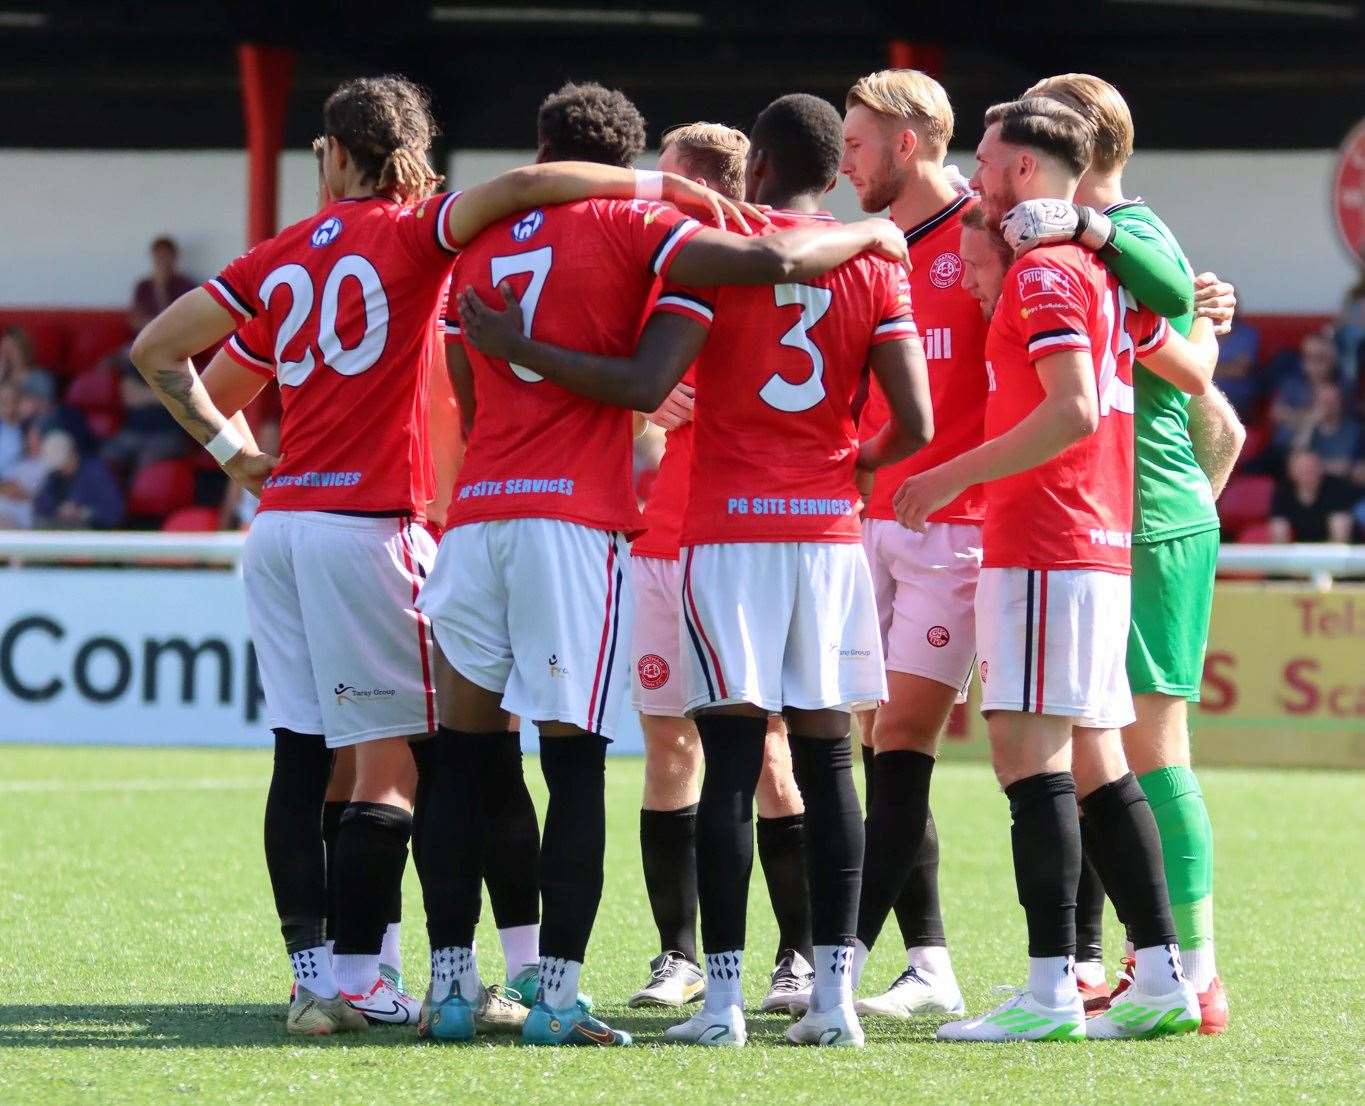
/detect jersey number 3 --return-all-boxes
[260,255,390,387]
[760,283,832,413]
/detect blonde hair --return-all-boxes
[660,122,749,202]
[1023,73,1134,173]
[844,69,954,153]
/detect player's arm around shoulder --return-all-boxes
[666,217,908,287]
[859,260,933,470]
[1135,313,1213,396]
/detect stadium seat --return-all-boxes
[64,362,123,416]
[1236,520,1274,543]
[1218,474,1274,537]
[161,505,221,532]
[67,318,132,375]
[1235,421,1270,470]
[127,458,195,519]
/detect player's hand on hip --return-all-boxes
[224,449,279,498]
[1001,200,1114,257]
[892,469,955,533]
[459,283,526,360]
[860,218,910,265]
[1194,271,1237,335]
[647,381,695,431]
[661,173,767,233]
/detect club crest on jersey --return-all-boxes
[1017,266,1069,300]
[311,217,342,248]
[929,251,963,289]
[512,210,544,242]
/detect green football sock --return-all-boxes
[1137,765,1214,949]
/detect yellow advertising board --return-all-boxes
[937,582,1365,769]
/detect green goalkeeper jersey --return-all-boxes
[1106,199,1220,544]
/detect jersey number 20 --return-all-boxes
[760,283,832,413]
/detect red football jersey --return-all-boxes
[207,191,462,515]
[982,244,1169,573]
[632,366,696,561]
[656,210,919,546]
[858,195,988,526]
[445,199,703,533]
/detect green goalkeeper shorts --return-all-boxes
[1127,527,1219,701]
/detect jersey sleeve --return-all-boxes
[1010,256,1093,363]
[870,262,919,346]
[397,190,465,266]
[653,282,717,330]
[1129,301,1171,359]
[223,316,275,379]
[439,270,461,344]
[609,200,705,283]
[203,248,262,325]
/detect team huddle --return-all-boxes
[132,66,1242,1048]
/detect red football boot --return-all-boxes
[1198,976,1229,1035]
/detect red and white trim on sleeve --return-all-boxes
[204,278,254,322]
[650,219,703,277]
[434,191,465,255]
[1027,327,1089,360]
[872,316,919,342]
[654,291,715,328]
[225,333,275,378]
[1134,318,1170,357]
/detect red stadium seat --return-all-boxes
[85,409,124,438]
[17,321,70,374]
[1218,474,1274,537]
[128,458,195,519]
[161,505,221,532]
[1236,520,1274,544]
[1234,421,1270,470]
[64,362,123,416]
[67,318,132,375]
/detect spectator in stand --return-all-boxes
[0,326,57,402]
[1269,447,1356,543]
[101,346,191,468]
[1335,269,1365,386]
[1214,311,1263,421]
[0,382,23,474]
[0,422,53,529]
[1299,381,1360,477]
[129,236,197,333]
[33,429,123,529]
[15,371,96,456]
[1271,329,1339,452]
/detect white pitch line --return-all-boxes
[0,777,268,794]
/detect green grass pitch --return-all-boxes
[1,745,1360,1104]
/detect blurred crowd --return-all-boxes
[1,236,1363,543]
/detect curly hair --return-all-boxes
[537,82,646,168]
[749,93,844,196]
[323,75,444,203]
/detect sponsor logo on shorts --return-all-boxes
[927,625,951,648]
[929,251,962,289]
[547,654,569,679]
[838,648,873,659]
[637,653,670,689]
[333,682,396,704]
[979,660,988,683]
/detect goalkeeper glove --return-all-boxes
[1000,199,1115,257]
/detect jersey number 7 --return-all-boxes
[490,247,554,383]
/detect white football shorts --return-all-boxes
[418,517,632,740]
[630,554,687,717]
[975,566,1134,729]
[242,510,438,748]
[679,541,887,716]
[862,517,982,702]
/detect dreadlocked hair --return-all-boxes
[323,75,444,203]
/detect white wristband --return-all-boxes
[634,169,663,201]
[205,422,246,466]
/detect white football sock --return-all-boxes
[852,939,870,988]
[704,951,744,1012]
[1182,942,1217,992]
[334,952,379,997]
[908,944,954,980]
[1027,955,1077,1008]
[812,945,854,1012]
[380,923,401,971]
[499,924,540,977]
[325,938,335,957]
[1074,959,1107,988]
[1134,943,1185,995]
[538,955,582,1010]
[430,945,480,1003]
[290,946,339,999]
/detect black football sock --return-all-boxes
[263,729,332,954]
[1005,772,1081,958]
[898,808,947,948]
[422,726,487,951]
[641,805,699,962]
[1079,773,1177,951]
[787,733,864,949]
[860,741,876,802]
[757,814,814,965]
[332,802,413,958]
[321,800,347,942]
[477,731,541,930]
[694,714,767,954]
[856,750,933,951]
[407,738,434,902]
[1075,840,1107,964]
[537,733,608,963]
